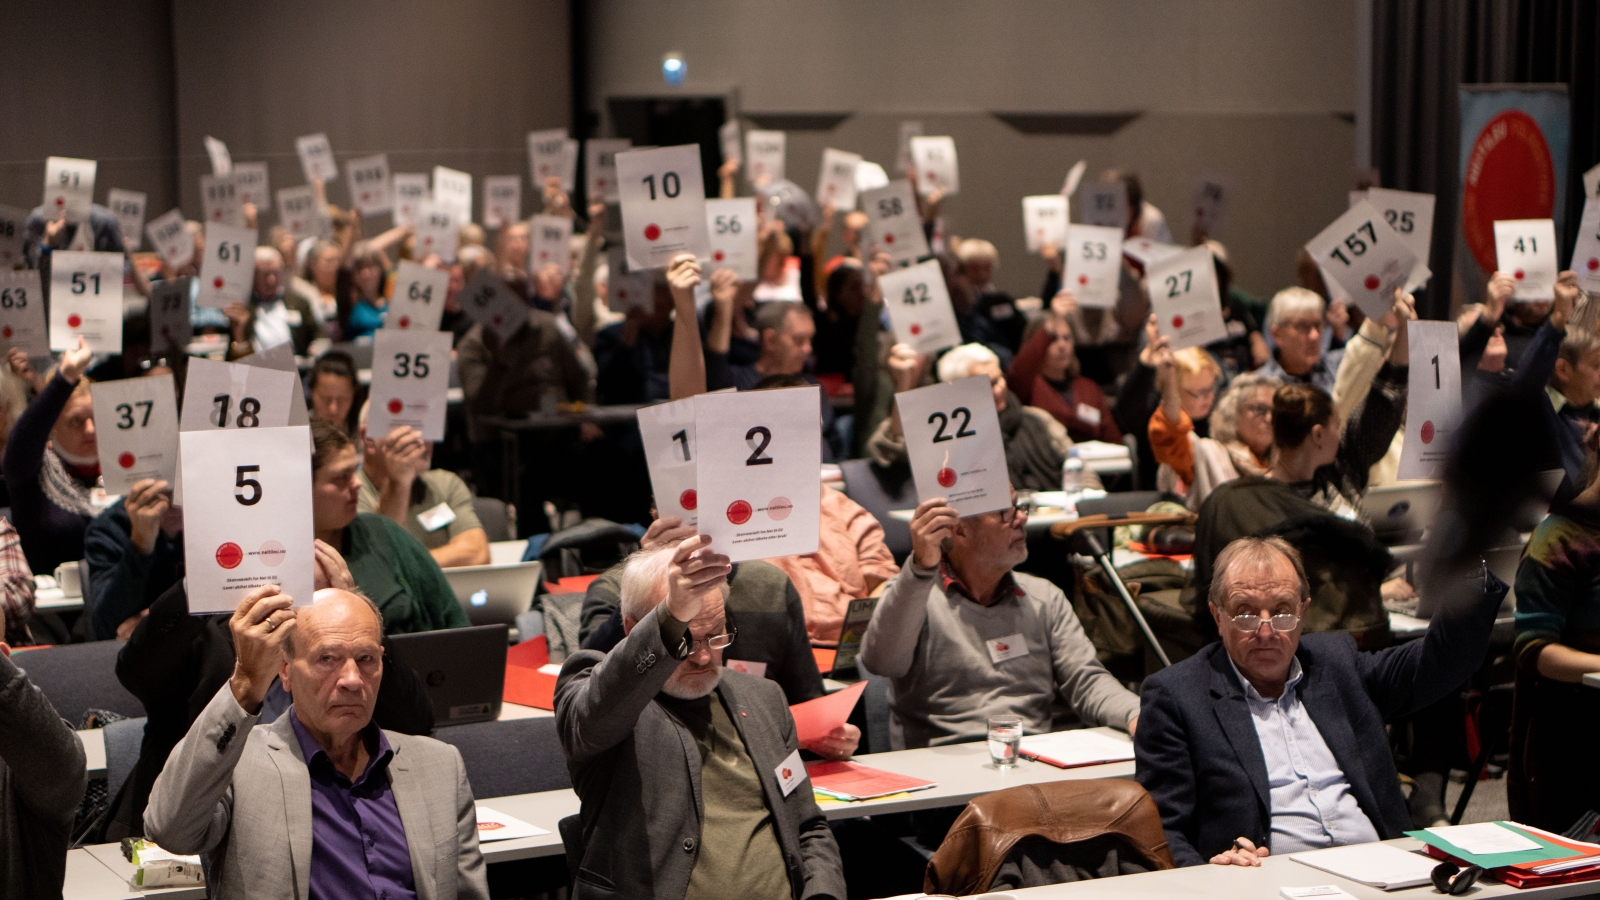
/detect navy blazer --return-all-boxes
[1135,570,1505,866]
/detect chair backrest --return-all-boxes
[10,641,145,726]
[472,496,514,542]
[103,716,147,804]
[1070,491,1164,554]
[925,778,1174,895]
[839,458,915,562]
[431,715,571,799]
[858,665,894,756]
[538,518,641,579]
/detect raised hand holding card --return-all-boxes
[1573,198,1600,294]
[585,139,630,204]
[368,330,452,441]
[705,198,758,280]
[1363,187,1435,291]
[1147,245,1229,350]
[346,154,391,216]
[528,215,573,277]
[0,271,48,356]
[483,176,522,229]
[1304,200,1417,320]
[860,180,929,265]
[276,186,324,240]
[92,373,180,495]
[694,386,821,562]
[909,136,958,196]
[231,162,268,209]
[295,133,338,183]
[615,144,710,271]
[816,149,862,210]
[1399,321,1460,481]
[637,397,700,526]
[745,130,786,184]
[894,376,1011,517]
[387,261,447,331]
[526,129,574,192]
[146,209,195,269]
[196,223,256,309]
[148,278,192,355]
[432,166,473,225]
[391,173,429,228]
[880,259,962,355]
[1062,224,1125,309]
[1077,182,1126,229]
[1023,195,1068,253]
[459,270,526,342]
[1494,218,1558,302]
[200,173,243,227]
[48,250,123,352]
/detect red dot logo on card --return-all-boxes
[996,642,1009,653]
[1363,275,1380,291]
[539,165,549,174]
[54,197,64,208]
[1171,315,1185,329]
[398,316,410,328]
[767,497,793,521]
[361,192,370,202]
[884,233,895,244]
[491,315,503,326]
[1514,269,1525,280]
[1421,420,1435,444]
[937,467,957,488]
[213,211,222,220]
[727,500,752,525]
[782,767,793,779]
[644,224,661,241]
[714,251,725,261]
[387,398,403,415]
[1195,207,1204,217]
[1589,258,1599,271]
[1077,274,1089,286]
[160,326,170,336]
[423,237,433,248]
[909,324,922,336]
[597,179,607,188]
[118,452,135,469]
[1,327,10,338]
[258,540,286,567]
[213,277,224,289]
[215,542,243,569]
[680,489,698,511]
[67,314,82,328]
[539,251,548,260]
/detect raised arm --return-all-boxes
[572,202,606,347]
[666,253,707,400]
[858,499,955,678]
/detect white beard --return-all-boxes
[661,664,722,699]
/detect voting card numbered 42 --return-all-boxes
[893,376,1011,518]
[694,387,821,562]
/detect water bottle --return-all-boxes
[1061,447,1085,498]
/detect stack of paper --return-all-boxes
[806,761,934,802]
[1409,821,1600,886]
[1289,844,1438,890]
[1017,730,1135,768]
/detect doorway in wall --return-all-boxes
[605,95,728,196]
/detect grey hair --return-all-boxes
[1266,286,1325,330]
[1558,327,1600,368]
[1207,536,1310,611]
[284,587,384,658]
[619,546,676,623]
[753,301,809,338]
[937,343,1001,383]
[254,245,283,266]
[1210,372,1282,445]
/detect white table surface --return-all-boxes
[64,848,140,900]
[35,586,83,612]
[81,843,205,899]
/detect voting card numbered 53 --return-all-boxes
[1304,200,1417,320]
[92,373,180,495]
[694,387,821,562]
[368,329,453,442]
[1062,225,1125,309]
[894,376,1011,518]
[1147,245,1228,351]
[637,396,700,526]
[48,251,123,353]
[880,259,961,356]
[181,426,315,614]
[615,144,710,271]
[0,270,49,356]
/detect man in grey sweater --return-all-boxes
[860,492,1139,749]
[0,605,88,899]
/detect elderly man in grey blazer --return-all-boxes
[145,584,487,900]
[556,534,846,900]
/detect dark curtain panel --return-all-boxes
[1371,0,1600,319]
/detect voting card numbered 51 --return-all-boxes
[893,376,1011,518]
[48,250,123,353]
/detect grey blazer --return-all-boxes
[555,604,846,900]
[144,684,488,900]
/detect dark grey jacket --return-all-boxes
[1,650,88,900]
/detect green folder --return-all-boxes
[1405,822,1583,869]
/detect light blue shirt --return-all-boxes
[1231,656,1380,854]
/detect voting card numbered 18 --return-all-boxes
[386,260,447,331]
[615,144,710,271]
[637,396,700,526]
[860,180,929,266]
[1062,224,1125,309]
[180,358,297,432]
[0,271,49,357]
[196,223,256,309]
[694,386,821,562]
[1398,321,1461,482]
[880,259,962,356]
[181,426,315,614]
[1023,195,1068,253]
[92,373,180,495]
[1304,200,1417,320]
[1493,218,1558,302]
[1146,245,1228,351]
[893,375,1011,517]
[368,329,453,442]
[48,251,123,353]
[705,198,758,281]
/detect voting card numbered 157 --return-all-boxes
[615,144,710,271]
[694,386,821,562]
[1303,200,1417,320]
[637,396,700,526]
[893,375,1011,518]
[92,373,180,495]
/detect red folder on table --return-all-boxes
[504,635,558,710]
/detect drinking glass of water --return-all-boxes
[987,714,1023,768]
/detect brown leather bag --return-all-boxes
[924,778,1176,895]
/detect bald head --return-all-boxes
[285,588,383,659]
[282,588,385,745]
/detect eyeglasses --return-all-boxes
[1241,402,1272,419]
[998,501,1029,525]
[1227,610,1303,633]
[686,627,736,654]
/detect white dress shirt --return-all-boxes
[251,294,293,351]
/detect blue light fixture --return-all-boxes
[662,53,686,86]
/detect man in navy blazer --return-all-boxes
[1135,536,1504,867]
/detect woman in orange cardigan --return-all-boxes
[1007,290,1121,444]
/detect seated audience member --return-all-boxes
[1112,316,1173,488]
[768,479,899,645]
[1007,291,1122,444]
[312,419,466,633]
[705,295,844,460]
[84,477,183,640]
[1136,537,1504,866]
[338,242,395,339]
[956,238,1024,353]
[0,603,88,898]
[938,253,1017,368]
[591,267,729,404]
[0,520,35,646]
[1149,354,1274,511]
[24,202,125,266]
[144,586,486,898]
[1259,287,1344,395]
[1204,242,1270,375]
[859,492,1139,749]
[357,410,489,568]
[301,237,344,326]
[2,338,98,576]
[224,246,322,359]
[307,352,358,433]
[555,537,848,899]
[1493,271,1581,498]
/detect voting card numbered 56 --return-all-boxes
[694,387,821,562]
[880,259,962,356]
[893,376,1011,518]
[1494,218,1558,302]
[705,198,758,281]
[1147,245,1228,351]
[1304,200,1417,320]
[368,329,453,442]
[1398,321,1461,482]
[181,426,315,614]
[615,144,710,271]
[0,270,49,357]
[48,251,123,353]
[637,397,700,526]
[92,373,180,495]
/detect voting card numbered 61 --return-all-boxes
[694,387,821,562]
[894,376,1011,518]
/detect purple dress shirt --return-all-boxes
[289,710,417,900]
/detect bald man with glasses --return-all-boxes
[1134,536,1506,867]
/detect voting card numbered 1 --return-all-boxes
[1062,225,1125,309]
[861,180,929,266]
[368,329,452,442]
[387,261,447,331]
[894,376,1011,517]
[1494,218,1558,302]
[1023,195,1068,253]
[615,144,710,271]
[48,251,123,353]
[92,373,180,495]
[637,396,700,526]
[880,259,962,356]
[181,426,315,614]
[1147,245,1228,351]
[0,271,49,357]
[196,223,256,309]
[1304,200,1417,320]
[1398,321,1461,481]
[705,198,758,281]
[694,386,821,561]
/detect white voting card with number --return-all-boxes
[414,201,459,262]
[276,186,323,239]
[391,173,429,228]
[1304,200,1417,320]
[880,259,962,356]
[432,166,472,225]
[0,204,27,269]
[896,121,923,174]
[695,386,821,562]
[855,160,890,194]
[909,136,958,197]
[1574,198,1600,294]
[0,271,48,356]
[107,189,146,251]
[894,376,1010,517]
[180,358,296,432]
[239,343,308,427]
[148,278,192,354]
[1018,730,1136,766]
[1399,321,1462,482]
[483,176,521,229]
[719,120,741,166]
[637,397,700,526]
[368,329,452,442]
[346,154,391,216]
[92,373,180,495]
[295,133,338,183]
[1289,844,1437,890]
[204,136,232,175]
[616,144,710,271]
[526,129,573,191]
[816,149,862,211]
[200,173,243,227]
[48,251,122,352]
[585,139,630,204]
[181,426,315,614]
[459,270,526,342]
[1359,187,1434,292]
[44,157,96,222]
[1122,236,1183,267]
[146,208,194,269]
[744,130,786,185]
[1063,224,1125,309]
[1494,218,1558,302]
[1192,175,1229,238]
[1023,195,1068,253]
[231,162,268,208]
[196,223,256,309]
[1147,245,1228,351]
[606,247,653,313]
[705,198,758,281]
[861,180,929,266]
[1077,182,1127,229]
[387,261,447,331]
[528,215,573,277]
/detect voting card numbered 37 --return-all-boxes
[637,396,700,526]
[694,386,821,562]
[615,144,710,271]
[368,329,453,442]
[1146,245,1228,351]
[181,426,315,614]
[1304,200,1417,321]
[879,259,962,356]
[92,373,180,495]
[48,250,123,353]
[1399,321,1462,482]
[893,376,1011,518]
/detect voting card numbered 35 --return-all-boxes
[893,376,1011,518]
[368,329,453,442]
[694,387,821,562]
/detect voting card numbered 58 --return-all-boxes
[694,386,821,562]
[893,376,1011,518]
[637,396,700,526]
[860,180,929,266]
[92,373,180,495]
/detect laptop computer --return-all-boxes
[388,624,508,726]
[443,560,543,627]
[1362,481,1443,544]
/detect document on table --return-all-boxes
[474,806,550,842]
[1288,843,1438,890]
[1017,730,1135,768]
[806,760,935,802]
[1424,822,1540,855]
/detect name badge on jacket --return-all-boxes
[775,749,806,797]
[986,633,1029,664]
[283,309,303,327]
[1075,402,1101,427]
